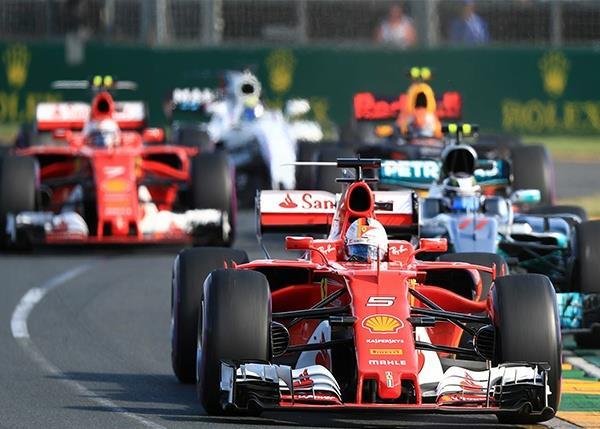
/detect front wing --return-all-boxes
[6,209,228,246]
[218,361,553,419]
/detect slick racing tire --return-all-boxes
[510,145,555,206]
[171,247,249,384]
[574,332,600,349]
[197,269,271,415]
[0,156,37,248]
[576,220,600,294]
[190,152,236,246]
[473,133,522,159]
[315,145,355,194]
[172,123,212,149]
[476,133,522,149]
[492,274,561,423]
[528,204,588,223]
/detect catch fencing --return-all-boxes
[0,0,599,47]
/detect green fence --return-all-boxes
[1,41,598,135]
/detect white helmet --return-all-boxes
[442,173,481,212]
[345,218,388,262]
[442,173,480,196]
[83,119,120,148]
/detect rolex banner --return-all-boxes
[0,41,598,135]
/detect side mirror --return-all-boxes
[52,129,72,140]
[285,236,314,251]
[375,124,394,138]
[285,99,311,118]
[142,128,165,143]
[511,189,541,204]
[416,237,448,254]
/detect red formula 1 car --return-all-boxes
[0,78,235,248]
[170,159,561,424]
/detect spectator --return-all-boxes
[375,4,417,48]
[449,0,489,45]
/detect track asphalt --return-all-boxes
[1,160,599,428]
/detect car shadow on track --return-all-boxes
[54,372,518,428]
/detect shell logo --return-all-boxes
[362,315,403,334]
[102,178,129,193]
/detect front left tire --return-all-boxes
[491,274,561,423]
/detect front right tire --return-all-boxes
[510,145,555,206]
[197,269,271,415]
[0,156,37,248]
[170,247,248,384]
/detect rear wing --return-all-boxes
[36,101,146,131]
[379,159,510,189]
[257,189,418,236]
[353,92,462,121]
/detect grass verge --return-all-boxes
[557,194,600,219]
[0,123,19,144]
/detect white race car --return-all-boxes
[172,70,323,203]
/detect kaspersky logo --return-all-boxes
[3,44,30,89]
[539,51,569,98]
[279,193,298,209]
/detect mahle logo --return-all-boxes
[539,51,569,98]
[265,49,295,95]
[3,44,30,89]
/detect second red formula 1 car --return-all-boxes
[170,159,561,424]
[0,77,235,248]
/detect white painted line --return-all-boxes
[11,265,92,339]
[10,262,167,429]
[565,356,600,380]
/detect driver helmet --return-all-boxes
[345,218,388,262]
[83,119,120,148]
[406,110,438,138]
[442,173,481,212]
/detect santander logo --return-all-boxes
[277,192,336,210]
[279,193,298,209]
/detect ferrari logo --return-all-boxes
[320,278,328,300]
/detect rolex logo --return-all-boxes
[266,49,295,95]
[539,51,569,98]
[3,44,30,89]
